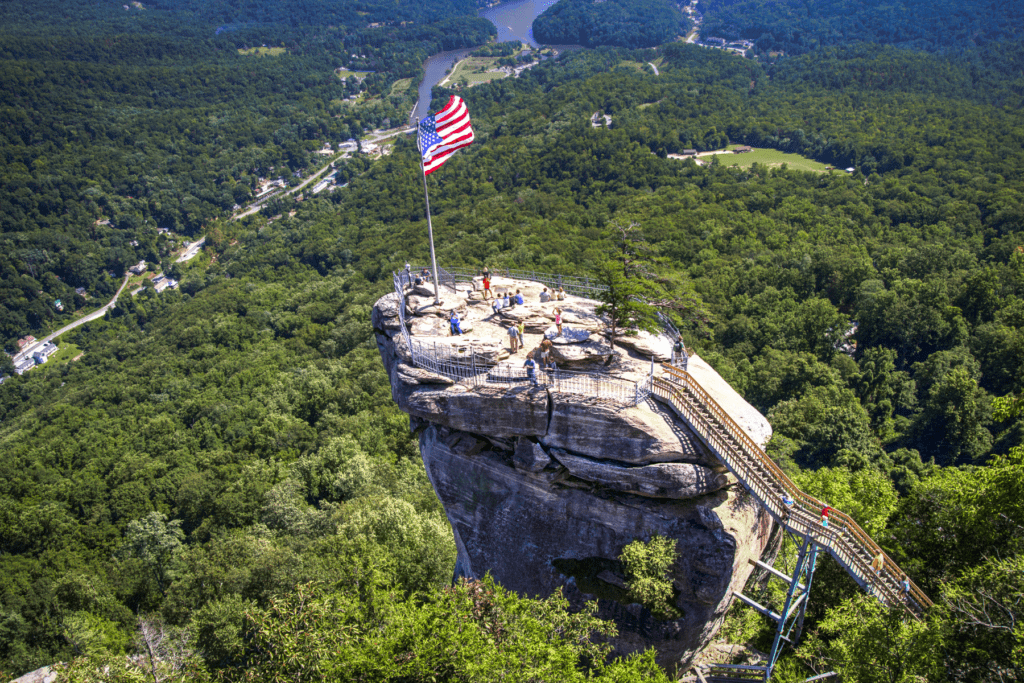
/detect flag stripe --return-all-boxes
[417,95,474,174]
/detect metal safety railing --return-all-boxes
[406,264,609,299]
[652,364,932,616]
[392,271,651,405]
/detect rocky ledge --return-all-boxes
[372,278,776,673]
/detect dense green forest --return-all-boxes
[2,5,1024,680]
[699,0,1024,56]
[0,0,493,353]
[532,0,690,49]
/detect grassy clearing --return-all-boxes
[615,60,647,73]
[336,69,372,81]
[447,56,508,86]
[390,78,414,96]
[237,47,286,56]
[721,146,830,173]
[49,342,82,365]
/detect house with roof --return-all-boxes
[14,357,35,375]
[129,260,147,275]
[32,342,58,365]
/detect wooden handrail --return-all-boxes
[654,365,933,612]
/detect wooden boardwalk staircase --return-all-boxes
[652,365,932,681]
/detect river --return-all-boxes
[411,0,562,122]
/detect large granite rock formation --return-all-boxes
[372,288,776,673]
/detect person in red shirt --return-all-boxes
[482,275,492,299]
[820,503,833,528]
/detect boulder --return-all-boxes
[408,336,509,364]
[395,382,549,439]
[407,294,465,317]
[408,316,451,337]
[419,425,774,673]
[498,304,551,324]
[514,437,552,472]
[396,362,455,386]
[545,327,591,344]
[549,448,729,498]
[548,339,613,369]
[614,330,673,362]
[411,282,440,298]
[543,398,721,468]
[371,292,403,333]
[560,309,605,331]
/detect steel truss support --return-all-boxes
[730,533,819,683]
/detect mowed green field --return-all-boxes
[390,78,414,96]
[238,47,287,56]
[448,56,508,85]
[722,146,830,172]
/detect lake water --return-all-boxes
[410,0,562,122]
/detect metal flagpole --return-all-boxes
[417,117,442,307]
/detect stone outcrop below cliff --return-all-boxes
[372,280,776,672]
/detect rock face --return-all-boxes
[372,289,776,674]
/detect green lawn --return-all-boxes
[336,69,373,81]
[615,60,648,73]
[237,47,286,56]
[390,78,414,96]
[721,146,830,173]
[47,341,82,365]
[447,56,508,86]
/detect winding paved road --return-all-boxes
[12,273,131,365]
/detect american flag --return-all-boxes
[417,95,474,175]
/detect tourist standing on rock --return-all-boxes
[404,263,412,288]
[482,275,492,299]
[516,321,525,348]
[539,287,550,303]
[554,308,563,336]
[672,339,685,365]
[524,356,538,385]
[540,339,553,367]
[508,322,519,353]
[450,310,463,336]
[515,289,525,306]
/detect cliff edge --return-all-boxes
[372,276,776,672]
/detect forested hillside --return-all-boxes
[532,0,690,48]
[1,20,1023,683]
[0,0,493,352]
[699,0,1024,56]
